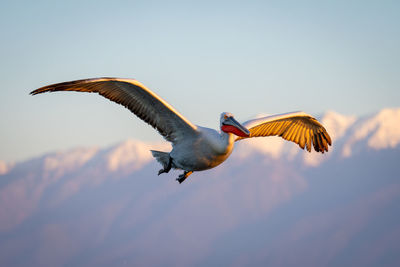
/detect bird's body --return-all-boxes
[31,77,332,183]
[169,126,235,171]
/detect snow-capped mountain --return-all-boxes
[236,107,400,166]
[0,108,399,266]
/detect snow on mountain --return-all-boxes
[343,108,400,157]
[0,161,12,175]
[236,108,400,166]
[1,108,399,173]
[105,139,170,173]
[302,110,356,166]
[321,110,357,140]
[238,108,360,160]
[0,108,399,266]
[42,147,98,176]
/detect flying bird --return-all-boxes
[31,78,332,183]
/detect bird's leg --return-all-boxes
[176,171,193,184]
[158,156,173,175]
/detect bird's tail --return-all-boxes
[150,150,171,169]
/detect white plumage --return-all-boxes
[31,77,332,183]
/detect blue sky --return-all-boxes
[1,0,399,162]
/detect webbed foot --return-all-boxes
[176,171,193,184]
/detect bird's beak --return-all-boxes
[222,117,250,137]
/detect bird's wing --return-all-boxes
[30,77,198,144]
[235,111,332,153]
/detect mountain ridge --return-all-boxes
[2,107,399,176]
[0,108,399,266]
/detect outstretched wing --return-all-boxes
[236,111,332,153]
[30,77,198,144]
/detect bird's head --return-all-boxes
[220,112,250,137]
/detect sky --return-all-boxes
[1,0,399,162]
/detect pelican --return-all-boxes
[31,78,332,183]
